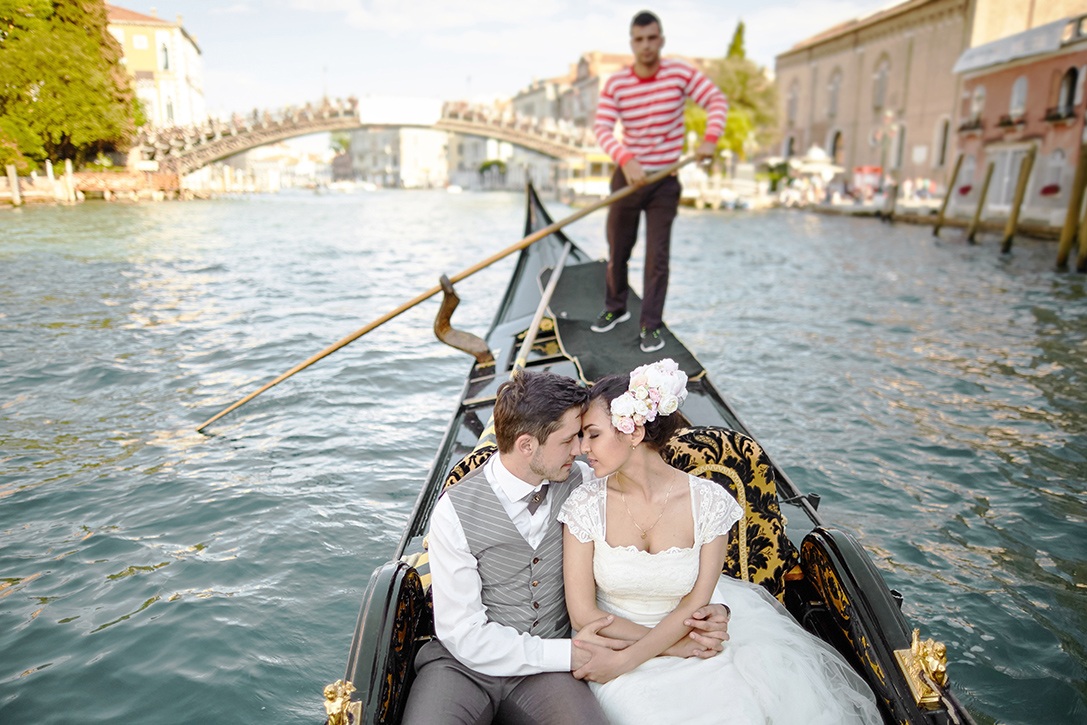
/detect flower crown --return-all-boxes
[610,358,689,435]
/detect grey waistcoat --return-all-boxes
[445,461,581,639]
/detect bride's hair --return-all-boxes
[589,374,684,451]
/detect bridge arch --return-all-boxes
[136,98,597,176]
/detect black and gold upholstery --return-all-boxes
[443,444,498,491]
[662,426,801,602]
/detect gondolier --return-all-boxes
[591,10,728,353]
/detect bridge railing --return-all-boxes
[440,101,598,150]
[136,96,360,159]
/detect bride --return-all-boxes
[557,359,882,725]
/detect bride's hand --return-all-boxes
[684,602,731,650]
[572,641,634,684]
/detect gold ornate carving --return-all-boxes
[893,629,949,709]
[322,679,355,725]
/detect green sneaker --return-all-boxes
[639,327,664,353]
[590,309,631,333]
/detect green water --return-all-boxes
[1,191,1084,723]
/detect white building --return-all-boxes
[107,5,206,128]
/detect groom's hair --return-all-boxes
[494,371,588,452]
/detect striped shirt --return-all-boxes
[594,58,728,171]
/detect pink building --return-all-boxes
[949,15,1087,227]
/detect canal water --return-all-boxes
[1,190,1084,724]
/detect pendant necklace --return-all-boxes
[618,471,677,540]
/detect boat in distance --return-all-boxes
[323,184,976,725]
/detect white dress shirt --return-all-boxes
[428,456,591,676]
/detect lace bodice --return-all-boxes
[558,474,743,627]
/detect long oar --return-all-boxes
[196,157,696,432]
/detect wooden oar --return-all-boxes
[195,156,696,432]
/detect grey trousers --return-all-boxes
[401,640,608,725]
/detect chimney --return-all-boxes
[177,14,183,26]
[150,7,157,17]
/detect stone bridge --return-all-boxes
[135,97,599,177]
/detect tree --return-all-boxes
[726,21,745,60]
[330,132,351,155]
[0,0,138,169]
[685,22,777,162]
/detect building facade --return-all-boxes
[106,5,205,128]
[949,15,1087,225]
[774,0,1087,197]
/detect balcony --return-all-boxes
[957,117,983,133]
[1044,106,1077,123]
[996,112,1026,128]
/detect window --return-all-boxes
[784,136,796,158]
[160,43,170,71]
[1058,67,1078,113]
[786,81,799,127]
[827,69,842,119]
[1009,76,1028,118]
[829,130,843,164]
[873,57,890,111]
[166,98,174,124]
[1047,149,1066,191]
[990,148,1030,208]
[970,85,986,119]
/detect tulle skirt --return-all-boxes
[589,576,882,725]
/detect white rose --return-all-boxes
[611,394,636,418]
[632,398,650,417]
[658,394,679,416]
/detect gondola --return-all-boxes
[324,184,976,725]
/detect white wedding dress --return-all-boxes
[558,475,882,725]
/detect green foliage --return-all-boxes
[685,50,778,161]
[727,21,746,60]
[0,0,137,168]
[479,159,507,175]
[330,131,351,154]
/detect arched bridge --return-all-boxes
[135,97,599,177]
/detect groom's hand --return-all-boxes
[571,615,619,670]
[682,603,731,656]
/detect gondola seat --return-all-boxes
[662,426,801,602]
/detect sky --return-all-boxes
[113,0,904,116]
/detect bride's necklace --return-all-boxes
[617,471,677,540]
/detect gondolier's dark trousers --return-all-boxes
[402,640,607,725]
[605,169,682,332]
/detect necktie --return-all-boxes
[526,484,549,515]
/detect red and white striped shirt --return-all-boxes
[594,58,728,171]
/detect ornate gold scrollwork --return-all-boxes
[322,679,356,725]
[893,629,949,709]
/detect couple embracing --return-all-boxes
[402,362,881,725]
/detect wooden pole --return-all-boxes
[966,161,995,244]
[6,164,21,206]
[933,153,964,236]
[64,159,75,203]
[1001,147,1036,253]
[1057,142,1087,268]
[196,157,697,433]
[1077,203,1087,272]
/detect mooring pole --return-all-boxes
[1077,204,1087,272]
[1057,142,1087,268]
[6,164,21,207]
[966,161,995,244]
[933,153,964,237]
[1001,147,1036,254]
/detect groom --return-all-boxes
[402,370,731,724]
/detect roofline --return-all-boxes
[776,0,938,59]
[107,4,202,54]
